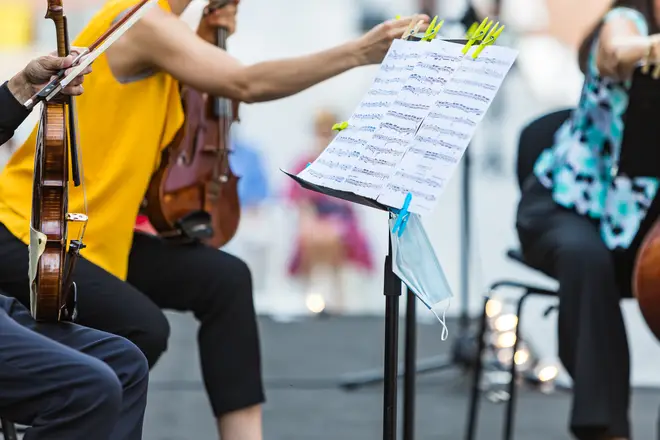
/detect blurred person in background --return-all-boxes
[286,110,374,315]
[516,1,660,439]
[220,133,273,292]
[0,0,430,439]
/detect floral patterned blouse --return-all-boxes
[534,6,660,250]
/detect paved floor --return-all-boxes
[144,313,660,440]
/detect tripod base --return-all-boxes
[338,331,478,390]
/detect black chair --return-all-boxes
[464,108,573,440]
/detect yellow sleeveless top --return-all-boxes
[0,0,184,280]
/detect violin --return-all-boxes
[30,0,86,322]
[144,0,241,248]
[29,0,155,322]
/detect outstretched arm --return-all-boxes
[125,6,428,103]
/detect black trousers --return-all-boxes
[516,176,639,439]
[0,295,148,440]
[0,226,264,417]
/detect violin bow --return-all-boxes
[24,0,158,110]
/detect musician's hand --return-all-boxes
[7,49,92,103]
[353,15,431,65]
[197,1,238,44]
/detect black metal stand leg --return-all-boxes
[403,288,417,440]
[503,294,527,440]
[383,246,402,440]
[465,296,489,440]
[1,419,18,440]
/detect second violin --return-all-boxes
[144,0,240,248]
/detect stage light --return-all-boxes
[537,365,558,382]
[514,349,529,365]
[485,298,502,318]
[305,293,325,314]
[493,314,518,332]
[494,331,516,348]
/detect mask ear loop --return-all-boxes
[430,300,450,341]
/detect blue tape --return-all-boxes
[391,193,412,237]
[306,162,312,168]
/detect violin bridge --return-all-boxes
[66,213,89,245]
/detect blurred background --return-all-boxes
[3,0,660,438]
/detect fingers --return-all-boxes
[69,46,88,57]
[206,3,236,17]
[64,56,93,77]
[61,84,84,97]
[383,14,430,40]
[62,63,93,88]
[39,54,75,71]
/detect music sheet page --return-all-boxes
[298,39,425,189]
[343,40,465,199]
[376,45,518,214]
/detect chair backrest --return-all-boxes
[515,109,573,190]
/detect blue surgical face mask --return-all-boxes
[389,213,452,340]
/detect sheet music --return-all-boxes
[376,45,518,214]
[343,40,465,199]
[298,39,425,189]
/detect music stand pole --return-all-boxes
[282,170,409,440]
[403,287,417,440]
[383,228,402,440]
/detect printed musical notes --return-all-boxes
[377,44,518,214]
[298,39,426,189]
[294,37,519,219]
[344,40,465,199]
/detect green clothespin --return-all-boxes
[472,23,505,59]
[423,16,444,41]
[465,21,479,39]
[422,16,438,40]
[462,17,491,55]
[332,121,349,131]
[428,20,444,41]
[395,14,401,19]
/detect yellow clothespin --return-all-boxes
[332,121,349,131]
[652,63,660,79]
[462,17,491,55]
[465,22,479,39]
[400,19,417,39]
[472,22,505,59]
[402,18,424,40]
[429,20,444,40]
[422,16,438,40]
[422,16,444,41]
[395,14,401,19]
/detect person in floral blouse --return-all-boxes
[516,2,660,439]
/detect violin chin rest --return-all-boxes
[174,210,214,241]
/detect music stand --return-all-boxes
[337,39,474,440]
[282,171,406,440]
[337,7,501,416]
[296,28,515,439]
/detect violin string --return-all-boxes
[71,98,88,241]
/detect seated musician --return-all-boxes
[0,54,148,439]
[515,2,660,439]
[0,1,430,439]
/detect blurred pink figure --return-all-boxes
[286,110,374,313]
